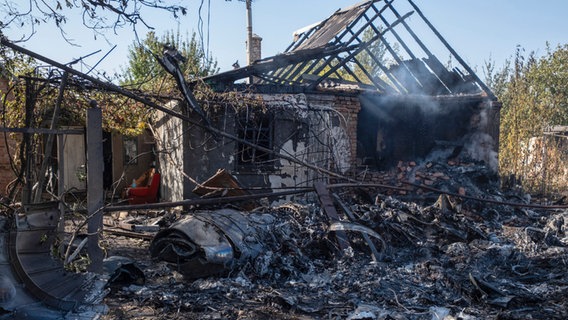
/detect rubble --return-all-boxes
[0,150,566,319]
[99,155,568,320]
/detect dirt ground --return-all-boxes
[98,160,568,320]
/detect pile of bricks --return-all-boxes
[353,157,475,197]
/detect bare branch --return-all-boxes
[0,0,187,43]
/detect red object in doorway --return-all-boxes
[127,172,161,205]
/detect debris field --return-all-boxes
[100,154,568,320]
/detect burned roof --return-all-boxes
[204,0,495,99]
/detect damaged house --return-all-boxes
[4,1,568,319]
[154,0,500,203]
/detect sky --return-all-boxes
[2,0,568,80]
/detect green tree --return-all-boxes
[483,55,511,99]
[352,27,391,83]
[0,44,150,138]
[121,30,218,93]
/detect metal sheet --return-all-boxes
[150,209,266,279]
[7,203,107,314]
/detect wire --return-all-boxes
[86,45,116,75]
[206,0,211,63]
[198,0,205,65]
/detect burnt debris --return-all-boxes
[0,1,564,319]
[100,151,568,319]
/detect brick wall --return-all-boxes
[249,34,262,64]
[333,94,361,168]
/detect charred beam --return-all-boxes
[314,182,350,253]
[308,11,414,91]
[406,0,497,100]
[0,127,84,135]
[104,188,314,212]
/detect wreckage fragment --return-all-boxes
[329,221,387,261]
[150,209,266,279]
[193,169,257,210]
[103,256,146,291]
[0,275,16,304]
[0,203,108,318]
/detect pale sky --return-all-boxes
[2,0,567,80]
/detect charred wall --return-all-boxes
[153,101,232,202]
[357,93,500,170]
[154,93,359,202]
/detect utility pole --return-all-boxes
[246,0,253,66]
[246,0,254,84]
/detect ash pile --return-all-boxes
[103,155,568,320]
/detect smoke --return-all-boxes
[462,106,499,171]
[464,132,498,171]
[358,92,498,171]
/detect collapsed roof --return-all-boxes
[204,0,495,99]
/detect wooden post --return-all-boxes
[57,134,65,232]
[86,100,104,273]
[33,72,68,203]
[21,78,35,205]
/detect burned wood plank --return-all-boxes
[307,11,414,91]
[103,227,155,240]
[0,127,84,135]
[406,0,496,100]
[314,182,350,252]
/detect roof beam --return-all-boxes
[308,11,414,91]
[406,0,496,100]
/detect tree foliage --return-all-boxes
[495,44,568,195]
[0,45,148,137]
[121,30,218,93]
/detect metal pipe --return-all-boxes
[104,188,314,212]
[246,0,253,65]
